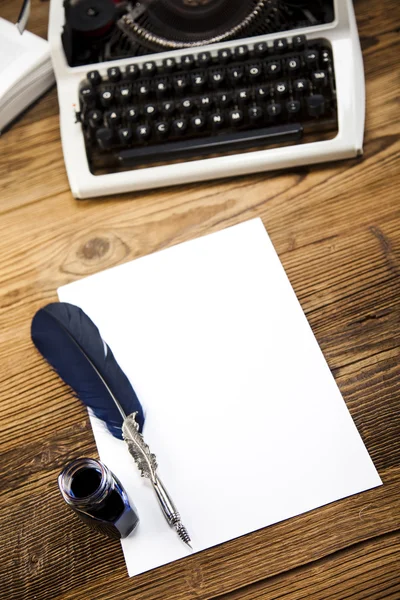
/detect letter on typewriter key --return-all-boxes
[125,106,139,122]
[286,100,301,115]
[118,127,133,145]
[136,124,151,141]
[143,61,157,77]
[254,42,269,58]
[100,89,114,108]
[181,55,195,70]
[104,109,121,128]
[287,57,301,74]
[274,38,288,54]
[304,50,319,69]
[191,115,206,131]
[293,79,309,95]
[162,57,176,73]
[126,64,140,80]
[80,86,96,107]
[87,110,103,129]
[107,67,121,82]
[210,112,224,129]
[173,118,188,135]
[117,86,132,104]
[155,121,170,139]
[311,71,328,88]
[197,52,212,67]
[229,110,243,126]
[248,106,263,123]
[266,61,281,77]
[87,70,101,86]
[267,103,282,119]
[217,48,232,63]
[292,35,306,51]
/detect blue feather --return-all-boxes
[31,302,144,438]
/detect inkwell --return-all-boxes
[58,457,139,539]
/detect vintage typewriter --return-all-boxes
[48,0,365,198]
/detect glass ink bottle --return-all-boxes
[58,458,139,539]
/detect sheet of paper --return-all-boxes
[58,218,381,577]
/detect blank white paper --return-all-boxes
[58,218,382,577]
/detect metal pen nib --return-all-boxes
[122,412,192,548]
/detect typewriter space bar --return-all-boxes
[117,124,303,166]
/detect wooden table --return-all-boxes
[1,1,399,598]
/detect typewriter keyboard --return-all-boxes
[77,36,337,173]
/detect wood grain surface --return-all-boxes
[0,1,399,598]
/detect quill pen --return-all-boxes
[31,302,191,548]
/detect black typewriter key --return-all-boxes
[191,71,207,92]
[173,74,189,93]
[197,51,212,67]
[99,89,114,108]
[217,48,232,63]
[144,104,158,119]
[87,110,103,128]
[161,101,175,116]
[198,95,212,110]
[181,55,195,70]
[234,45,249,60]
[125,106,139,122]
[136,123,151,141]
[209,69,225,88]
[321,50,331,64]
[210,112,224,129]
[311,70,328,87]
[155,121,170,139]
[172,118,188,135]
[137,81,151,99]
[216,92,232,108]
[126,64,140,80]
[274,81,288,97]
[79,86,96,106]
[274,38,288,54]
[96,127,114,150]
[236,89,251,106]
[180,98,194,113]
[254,42,269,58]
[266,103,282,118]
[117,126,133,145]
[286,100,301,115]
[287,57,301,73]
[248,105,263,122]
[292,35,306,51]
[304,50,319,69]
[191,114,206,131]
[229,109,244,126]
[155,78,169,97]
[246,63,262,80]
[104,109,121,128]
[107,67,121,82]
[293,79,309,95]
[143,61,157,77]
[116,86,132,103]
[228,65,244,83]
[266,61,281,77]
[306,94,325,117]
[162,57,176,73]
[255,85,269,101]
[87,70,101,86]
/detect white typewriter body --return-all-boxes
[48,0,365,198]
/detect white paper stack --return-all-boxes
[0,17,54,134]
